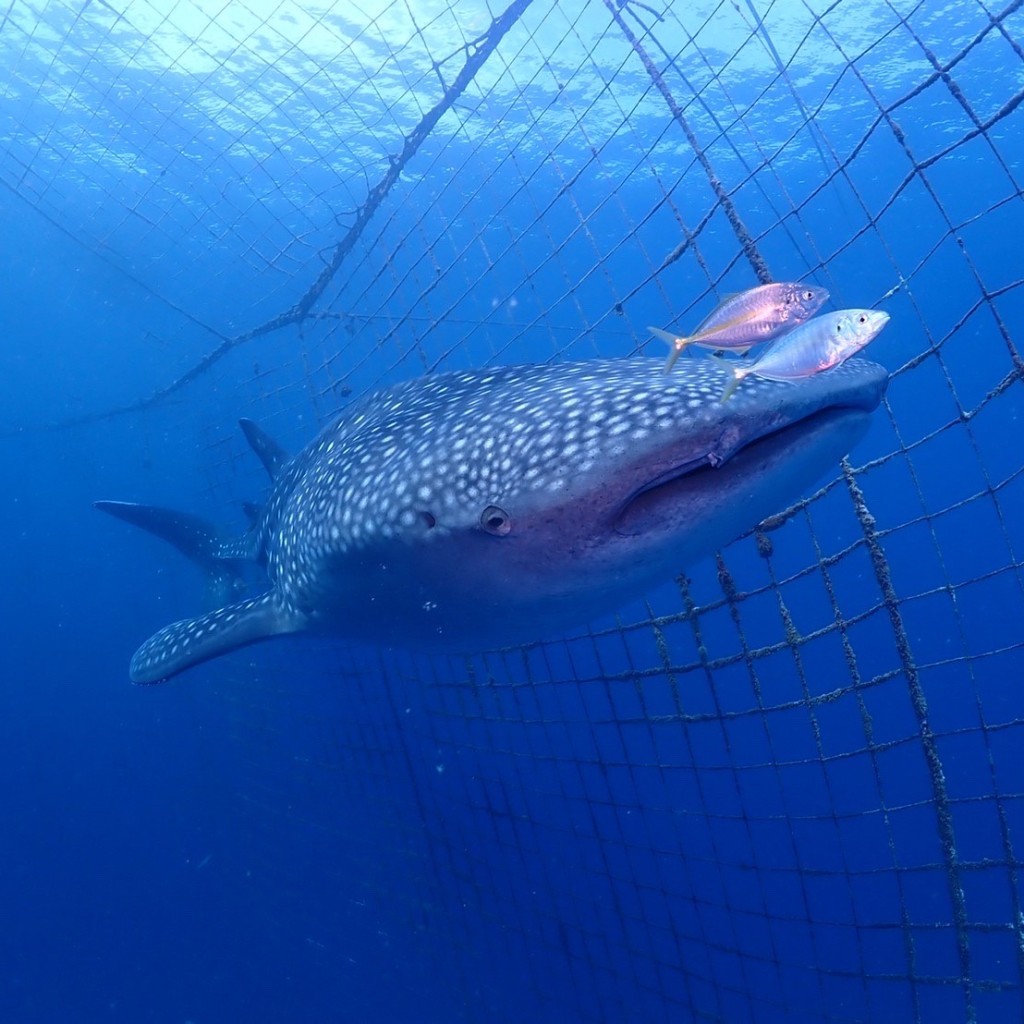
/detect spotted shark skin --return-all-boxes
[97,356,887,683]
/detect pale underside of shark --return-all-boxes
[96,356,887,683]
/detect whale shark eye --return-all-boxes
[481,505,512,536]
[420,511,436,529]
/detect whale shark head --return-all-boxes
[99,356,887,681]
[289,356,888,649]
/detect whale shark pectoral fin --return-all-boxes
[130,591,305,684]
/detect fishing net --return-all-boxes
[3,0,1023,1020]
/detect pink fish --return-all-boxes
[650,281,829,373]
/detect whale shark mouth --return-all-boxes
[614,406,871,536]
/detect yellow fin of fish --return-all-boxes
[651,315,756,373]
[694,341,754,356]
[719,365,753,402]
[648,326,690,374]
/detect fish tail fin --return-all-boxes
[94,500,253,605]
[94,500,225,563]
[130,590,305,684]
[648,326,690,373]
[719,366,752,402]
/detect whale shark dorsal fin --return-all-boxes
[239,419,289,480]
[130,591,305,684]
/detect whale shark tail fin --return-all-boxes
[130,590,305,684]
[93,500,255,606]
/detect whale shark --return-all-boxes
[96,356,887,683]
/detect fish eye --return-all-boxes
[803,289,815,301]
[858,314,868,324]
[835,323,843,333]
[481,505,512,536]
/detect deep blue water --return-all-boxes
[1,1,1023,1022]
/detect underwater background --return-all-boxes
[1,0,1023,1021]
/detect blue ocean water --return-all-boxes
[1,1,1023,1022]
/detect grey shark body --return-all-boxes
[97,356,887,683]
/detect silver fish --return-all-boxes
[721,309,891,401]
[96,355,887,683]
[650,281,829,372]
